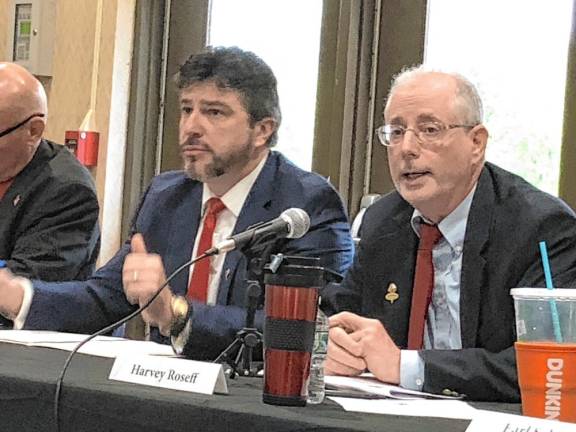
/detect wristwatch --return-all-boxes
[169,295,193,355]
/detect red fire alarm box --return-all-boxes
[65,130,99,167]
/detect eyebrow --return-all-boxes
[387,113,442,125]
[415,113,442,123]
[179,98,231,108]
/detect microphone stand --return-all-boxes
[214,242,276,378]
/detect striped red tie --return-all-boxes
[407,223,443,349]
[187,197,226,302]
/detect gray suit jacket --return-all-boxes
[0,140,100,329]
[323,162,576,401]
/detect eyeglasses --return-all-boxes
[376,122,476,147]
[0,113,45,139]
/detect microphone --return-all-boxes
[209,208,310,254]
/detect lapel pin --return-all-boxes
[385,283,399,304]
[225,268,231,280]
[13,195,21,207]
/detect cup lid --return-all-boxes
[510,288,576,299]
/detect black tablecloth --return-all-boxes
[0,342,521,432]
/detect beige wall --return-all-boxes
[0,1,9,60]
[0,0,118,205]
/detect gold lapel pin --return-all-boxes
[385,283,399,304]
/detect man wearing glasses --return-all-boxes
[322,67,576,401]
[0,62,100,328]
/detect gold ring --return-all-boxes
[133,270,139,282]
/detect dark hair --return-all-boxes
[176,46,281,147]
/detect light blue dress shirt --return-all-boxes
[400,185,476,390]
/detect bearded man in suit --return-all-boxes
[0,47,354,360]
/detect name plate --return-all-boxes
[466,410,576,432]
[109,355,228,395]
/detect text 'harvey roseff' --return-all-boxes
[131,363,199,384]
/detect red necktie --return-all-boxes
[187,197,226,302]
[407,223,443,349]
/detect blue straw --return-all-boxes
[539,241,563,343]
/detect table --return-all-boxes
[0,342,521,432]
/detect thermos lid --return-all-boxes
[264,255,326,288]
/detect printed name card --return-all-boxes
[109,355,228,395]
[466,410,576,432]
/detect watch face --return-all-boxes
[172,296,189,318]
[170,296,190,339]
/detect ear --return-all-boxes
[28,117,45,141]
[252,117,277,148]
[469,124,488,159]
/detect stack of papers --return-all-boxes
[325,374,477,420]
[0,330,174,358]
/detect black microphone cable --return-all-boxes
[53,251,213,432]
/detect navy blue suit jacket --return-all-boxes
[26,152,354,359]
[323,163,576,402]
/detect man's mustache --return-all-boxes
[180,138,211,153]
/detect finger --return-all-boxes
[325,356,364,377]
[131,233,148,254]
[327,338,367,371]
[329,311,364,331]
[330,326,364,357]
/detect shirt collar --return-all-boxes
[410,184,477,252]
[201,154,268,217]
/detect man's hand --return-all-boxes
[0,269,25,320]
[122,233,174,336]
[325,311,401,384]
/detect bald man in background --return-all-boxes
[0,63,100,328]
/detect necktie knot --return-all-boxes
[206,197,226,217]
[419,223,442,251]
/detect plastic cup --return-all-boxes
[511,288,576,422]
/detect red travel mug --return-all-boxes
[262,256,325,406]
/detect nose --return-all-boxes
[180,111,204,140]
[397,129,421,158]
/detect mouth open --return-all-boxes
[402,170,431,181]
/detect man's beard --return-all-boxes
[184,138,254,182]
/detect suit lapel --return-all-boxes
[217,153,276,304]
[163,182,203,296]
[0,142,54,257]
[0,141,52,227]
[459,168,493,348]
[379,204,418,346]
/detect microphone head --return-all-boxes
[280,208,310,239]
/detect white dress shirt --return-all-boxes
[188,156,267,305]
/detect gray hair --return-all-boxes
[385,65,483,125]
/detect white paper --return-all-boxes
[325,374,461,400]
[466,410,576,432]
[0,330,174,358]
[329,397,478,420]
[109,355,228,395]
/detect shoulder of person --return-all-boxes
[27,140,97,195]
[147,170,197,194]
[271,151,338,193]
[484,162,575,222]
